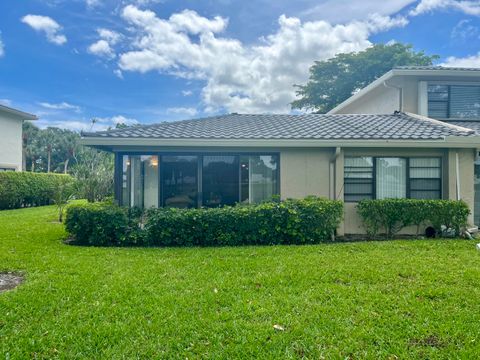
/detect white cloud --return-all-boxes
[21,14,67,45]
[88,39,115,58]
[441,53,480,67]
[117,6,408,113]
[450,19,479,40]
[301,0,416,23]
[182,90,193,96]
[113,69,123,78]
[38,101,81,112]
[0,98,12,106]
[88,28,122,59]
[410,0,480,16]
[86,0,101,8]
[166,107,198,116]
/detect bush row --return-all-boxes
[0,172,75,210]
[356,199,470,238]
[65,197,344,247]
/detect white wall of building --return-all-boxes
[0,113,23,171]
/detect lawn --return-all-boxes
[1,205,480,359]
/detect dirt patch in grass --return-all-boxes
[410,334,446,348]
[0,272,24,293]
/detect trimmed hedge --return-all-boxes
[64,197,344,247]
[0,172,75,210]
[356,199,470,238]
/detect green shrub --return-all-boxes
[0,172,75,210]
[64,197,343,247]
[65,202,144,246]
[356,199,470,238]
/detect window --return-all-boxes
[409,158,441,199]
[344,157,442,202]
[344,157,373,202]
[162,156,198,208]
[428,84,480,119]
[121,155,159,208]
[119,153,279,208]
[376,158,407,199]
[203,156,239,207]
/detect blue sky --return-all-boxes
[0,0,479,130]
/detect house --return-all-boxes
[81,111,480,235]
[329,66,480,225]
[0,104,37,172]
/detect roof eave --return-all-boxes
[80,136,480,150]
[0,105,37,120]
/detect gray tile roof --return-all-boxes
[82,112,476,141]
[445,121,480,134]
[395,66,480,72]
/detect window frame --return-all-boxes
[116,151,281,208]
[427,83,480,120]
[344,156,374,203]
[344,156,443,203]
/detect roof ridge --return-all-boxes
[403,112,475,134]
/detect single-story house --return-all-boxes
[81,111,480,235]
[0,104,37,172]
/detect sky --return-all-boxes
[0,0,480,131]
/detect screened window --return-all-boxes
[344,157,442,202]
[428,84,480,119]
[344,157,373,202]
[203,156,239,207]
[409,158,441,199]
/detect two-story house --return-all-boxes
[329,66,480,225]
[0,104,37,172]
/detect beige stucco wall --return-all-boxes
[280,148,333,199]
[0,113,23,171]
[341,148,475,235]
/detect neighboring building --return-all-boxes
[81,112,480,235]
[329,66,480,225]
[0,104,37,172]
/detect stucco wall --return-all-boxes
[280,148,332,199]
[333,77,419,115]
[0,114,23,171]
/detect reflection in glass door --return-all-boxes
[161,156,198,208]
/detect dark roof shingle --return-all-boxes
[82,112,476,141]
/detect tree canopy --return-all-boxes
[291,43,439,113]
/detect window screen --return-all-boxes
[344,157,373,202]
[409,157,441,199]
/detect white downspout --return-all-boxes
[456,151,461,200]
[383,81,403,112]
[330,147,341,200]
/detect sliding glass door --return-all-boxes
[202,156,239,207]
[161,156,198,208]
[120,153,279,208]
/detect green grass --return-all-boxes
[1,205,480,359]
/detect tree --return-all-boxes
[72,147,114,202]
[52,181,75,222]
[55,129,80,174]
[38,128,60,173]
[22,122,41,172]
[291,43,439,113]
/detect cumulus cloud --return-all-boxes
[117,6,410,113]
[0,98,12,106]
[21,14,67,45]
[166,107,198,116]
[88,28,122,59]
[38,101,81,112]
[182,90,193,96]
[441,53,480,67]
[410,0,480,16]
